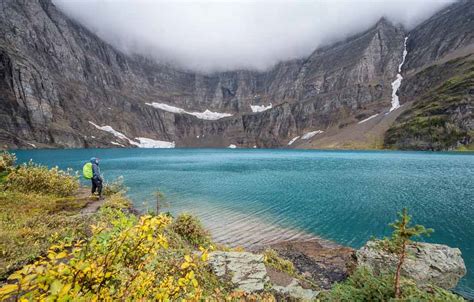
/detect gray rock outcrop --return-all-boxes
[356,240,467,290]
[208,251,268,292]
[208,251,318,300]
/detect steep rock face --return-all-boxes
[0,0,472,149]
[403,0,474,72]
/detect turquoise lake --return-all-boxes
[13,148,474,298]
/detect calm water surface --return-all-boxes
[14,148,474,298]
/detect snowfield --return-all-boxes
[89,121,128,141]
[288,136,300,145]
[89,121,175,148]
[301,130,324,140]
[146,102,232,120]
[111,141,125,147]
[250,103,272,113]
[358,114,379,124]
[131,137,175,148]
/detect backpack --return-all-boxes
[83,162,93,179]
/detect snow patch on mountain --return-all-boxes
[358,114,379,124]
[146,102,232,120]
[111,141,125,147]
[250,103,272,113]
[288,136,300,145]
[131,137,175,148]
[390,37,408,112]
[89,121,129,140]
[89,121,175,148]
[301,130,324,140]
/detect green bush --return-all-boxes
[0,151,16,173]
[263,249,296,276]
[103,176,128,196]
[5,161,79,197]
[171,213,211,248]
[320,266,464,302]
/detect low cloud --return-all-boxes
[52,0,456,72]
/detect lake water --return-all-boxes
[13,148,474,298]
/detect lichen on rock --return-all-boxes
[356,240,466,290]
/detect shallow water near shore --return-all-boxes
[14,148,474,298]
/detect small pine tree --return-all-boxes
[389,208,433,298]
[154,190,167,213]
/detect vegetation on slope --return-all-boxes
[320,266,464,302]
[384,56,474,150]
[0,152,92,279]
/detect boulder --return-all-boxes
[356,240,466,290]
[208,251,269,292]
[208,251,318,300]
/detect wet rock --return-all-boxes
[263,240,357,290]
[356,240,467,290]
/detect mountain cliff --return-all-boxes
[0,0,472,150]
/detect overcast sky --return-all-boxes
[53,0,455,72]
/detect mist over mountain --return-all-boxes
[0,0,472,151]
[52,0,455,72]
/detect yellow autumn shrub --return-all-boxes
[0,151,16,173]
[0,211,211,301]
[5,161,79,197]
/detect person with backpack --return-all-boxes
[83,157,103,199]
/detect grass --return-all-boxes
[0,191,91,279]
[263,249,296,277]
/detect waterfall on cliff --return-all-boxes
[390,36,408,112]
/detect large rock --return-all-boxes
[356,240,466,289]
[208,251,318,300]
[262,240,357,290]
[208,251,268,292]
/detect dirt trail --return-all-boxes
[75,187,106,215]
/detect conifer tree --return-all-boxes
[388,208,433,298]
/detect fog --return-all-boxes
[52,0,456,72]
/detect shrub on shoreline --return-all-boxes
[0,151,16,173]
[4,161,79,197]
[171,213,211,248]
[320,266,464,301]
[0,211,215,301]
[103,176,128,196]
[263,249,296,276]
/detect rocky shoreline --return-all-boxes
[205,233,468,300]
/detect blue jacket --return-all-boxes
[90,157,102,180]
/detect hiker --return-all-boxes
[83,157,103,199]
